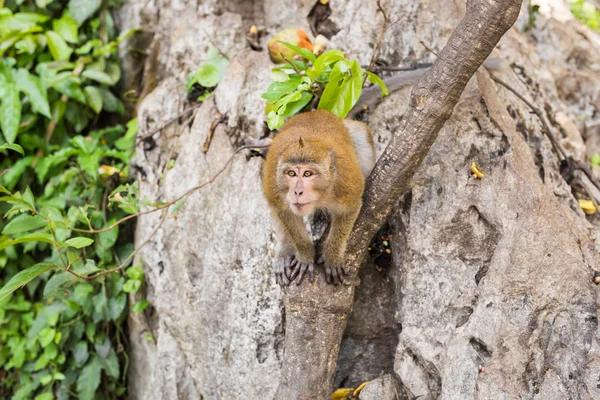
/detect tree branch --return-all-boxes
[276,0,523,398]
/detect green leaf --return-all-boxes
[73,341,89,366]
[77,356,102,400]
[308,49,345,80]
[2,214,47,235]
[0,83,22,143]
[126,266,144,280]
[98,222,118,249]
[84,86,103,113]
[98,88,123,113]
[64,237,94,249]
[0,262,58,303]
[591,154,600,167]
[44,342,58,359]
[277,40,317,62]
[100,349,119,379]
[261,76,303,102]
[318,60,363,118]
[281,92,313,117]
[68,0,102,25]
[81,69,113,85]
[46,31,73,61]
[77,151,100,179]
[194,64,220,88]
[365,70,389,96]
[35,392,53,400]
[0,233,54,252]
[39,327,56,347]
[92,290,107,322]
[15,68,52,118]
[43,271,76,297]
[122,279,141,294]
[108,293,126,320]
[53,14,79,44]
[0,143,24,155]
[94,336,111,357]
[132,300,149,314]
[53,76,87,104]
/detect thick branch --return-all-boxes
[277,1,523,398]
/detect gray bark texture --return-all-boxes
[115,0,600,399]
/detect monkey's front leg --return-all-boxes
[321,211,359,284]
[275,211,315,286]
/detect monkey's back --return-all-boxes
[263,110,365,210]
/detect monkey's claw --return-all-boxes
[276,254,297,287]
[290,260,315,285]
[324,264,346,285]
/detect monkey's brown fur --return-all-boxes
[262,110,375,286]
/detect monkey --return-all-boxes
[262,110,376,286]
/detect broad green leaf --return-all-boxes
[53,14,78,43]
[0,143,24,155]
[100,349,119,379]
[14,13,50,23]
[99,222,118,249]
[15,68,52,118]
[82,69,113,85]
[34,353,50,370]
[43,271,76,297]
[84,86,102,113]
[308,49,345,80]
[99,88,122,113]
[122,279,141,294]
[53,76,86,104]
[28,301,66,339]
[131,300,149,314]
[77,356,102,400]
[194,63,221,88]
[68,0,102,25]
[77,151,100,179]
[108,293,126,320]
[44,342,58,359]
[92,290,107,322]
[71,135,98,154]
[0,83,22,143]
[126,266,144,280]
[261,76,303,102]
[94,336,111,357]
[0,233,54,252]
[318,60,363,118]
[39,327,56,347]
[64,237,94,248]
[2,214,47,235]
[0,262,58,303]
[277,40,316,62]
[73,341,89,366]
[46,31,73,61]
[35,392,53,400]
[365,70,389,96]
[281,92,313,117]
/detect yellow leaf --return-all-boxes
[579,199,597,215]
[332,388,354,400]
[471,161,485,179]
[353,381,369,397]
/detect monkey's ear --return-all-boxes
[328,150,337,174]
[298,137,305,148]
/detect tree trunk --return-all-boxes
[116,0,600,398]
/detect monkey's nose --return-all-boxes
[294,189,303,196]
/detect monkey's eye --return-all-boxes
[303,171,313,177]
[287,170,296,177]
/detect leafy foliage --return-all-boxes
[570,0,600,30]
[261,43,388,130]
[0,1,140,399]
[185,47,229,102]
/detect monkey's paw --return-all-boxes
[324,264,346,285]
[289,259,315,286]
[275,254,297,287]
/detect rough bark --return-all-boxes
[115,0,600,399]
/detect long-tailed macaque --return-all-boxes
[262,110,376,286]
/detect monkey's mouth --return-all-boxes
[293,202,311,211]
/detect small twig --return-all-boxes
[378,62,433,72]
[135,103,203,145]
[281,54,303,75]
[419,40,439,57]
[202,28,228,59]
[491,75,569,161]
[364,0,388,83]
[202,112,225,153]
[70,145,269,234]
[572,178,600,212]
[574,160,600,193]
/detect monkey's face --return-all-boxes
[279,161,331,216]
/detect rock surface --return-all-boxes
[115,0,600,398]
